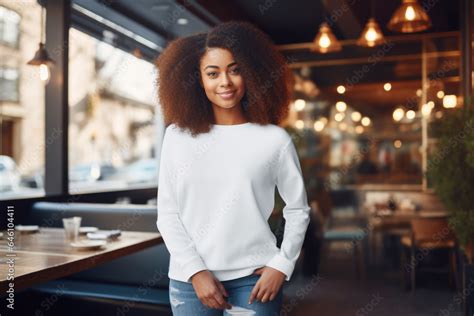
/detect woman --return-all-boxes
[156,21,311,315]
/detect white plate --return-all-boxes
[79,227,99,234]
[15,225,40,233]
[70,240,107,250]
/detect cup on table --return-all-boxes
[62,217,81,242]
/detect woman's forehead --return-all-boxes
[200,48,236,67]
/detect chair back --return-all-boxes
[410,217,455,243]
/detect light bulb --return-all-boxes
[314,120,325,132]
[351,111,362,122]
[361,117,371,126]
[405,6,416,21]
[393,108,405,121]
[335,101,347,112]
[319,34,330,48]
[39,64,50,82]
[294,99,306,111]
[365,28,377,42]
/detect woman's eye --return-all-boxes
[207,72,218,78]
[230,68,240,74]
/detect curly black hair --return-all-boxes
[155,21,293,137]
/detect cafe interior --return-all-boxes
[1,0,473,315]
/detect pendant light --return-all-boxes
[357,0,384,47]
[387,0,432,33]
[311,22,341,54]
[27,6,55,83]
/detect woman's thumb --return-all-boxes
[253,267,264,275]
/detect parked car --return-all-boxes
[109,158,158,185]
[0,155,21,192]
[69,163,117,183]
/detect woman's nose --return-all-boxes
[220,73,232,87]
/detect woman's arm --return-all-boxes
[265,139,311,281]
[156,130,207,282]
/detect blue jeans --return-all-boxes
[169,273,283,315]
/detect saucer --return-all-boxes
[15,225,40,233]
[70,240,107,250]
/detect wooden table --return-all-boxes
[367,209,450,265]
[0,227,162,293]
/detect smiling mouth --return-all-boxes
[217,91,236,99]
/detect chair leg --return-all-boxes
[450,248,458,290]
[449,250,454,288]
[401,246,408,290]
[352,239,367,281]
[354,241,360,280]
[410,245,416,293]
[370,230,376,266]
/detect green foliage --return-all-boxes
[449,211,474,247]
[427,108,474,246]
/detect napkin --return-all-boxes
[87,229,121,240]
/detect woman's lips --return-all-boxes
[217,90,236,100]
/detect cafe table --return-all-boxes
[0,227,162,293]
[366,208,450,265]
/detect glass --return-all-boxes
[0,0,45,200]
[0,5,20,47]
[68,27,161,194]
[62,216,81,242]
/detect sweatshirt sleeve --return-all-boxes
[156,128,207,282]
[265,139,311,281]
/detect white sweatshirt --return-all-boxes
[156,122,311,283]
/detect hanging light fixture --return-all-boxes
[387,0,432,33]
[27,6,55,83]
[358,0,384,47]
[311,22,341,54]
[357,18,385,47]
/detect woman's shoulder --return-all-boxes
[252,123,292,144]
[248,123,291,149]
[164,123,188,138]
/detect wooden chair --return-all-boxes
[400,217,457,292]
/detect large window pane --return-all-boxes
[68,27,159,194]
[0,0,45,200]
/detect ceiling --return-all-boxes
[76,0,464,115]
[192,0,459,44]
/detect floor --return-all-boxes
[283,242,463,316]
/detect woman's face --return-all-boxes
[199,48,245,110]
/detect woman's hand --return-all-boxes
[191,270,232,310]
[248,266,286,304]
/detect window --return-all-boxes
[68,27,159,194]
[0,67,19,101]
[0,5,20,47]
[0,0,45,200]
